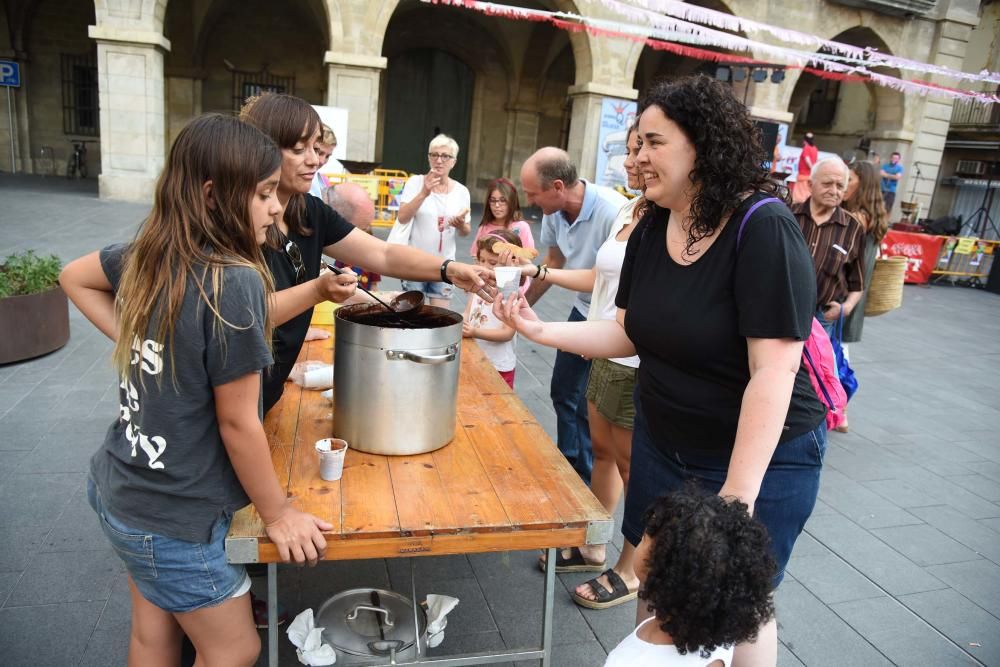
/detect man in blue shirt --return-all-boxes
[520,147,627,483]
[880,151,904,213]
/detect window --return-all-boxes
[61,52,99,136]
[231,67,295,113]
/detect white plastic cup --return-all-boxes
[315,438,348,481]
[494,266,522,299]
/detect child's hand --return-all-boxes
[462,321,474,338]
[264,503,332,566]
[495,246,529,267]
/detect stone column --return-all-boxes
[566,82,637,181]
[88,25,170,202]
[503,107,541,180]
[324,52,386,162]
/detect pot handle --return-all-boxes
[385,345,457,365]
[347,604,394,627]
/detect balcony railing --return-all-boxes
[829,0,936,17]
[950,99,1000,129]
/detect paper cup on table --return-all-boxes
[494,266,522,299]
[315,438,348,481]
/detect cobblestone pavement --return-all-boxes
[1,174,998,666]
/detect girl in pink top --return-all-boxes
[470,178,535,257]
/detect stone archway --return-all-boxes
[786,27,906,161]
[378,0,517,194]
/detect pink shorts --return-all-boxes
[498,369,515,389]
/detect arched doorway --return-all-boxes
[163,0,328,141]
[787,27,905,161]
[382,49,475,180]
[379,0,514,187]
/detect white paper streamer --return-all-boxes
[425,0,1000,105]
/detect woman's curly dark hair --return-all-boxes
[637,75,780,256]
[639,484,776,656]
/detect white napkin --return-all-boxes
[424,594,459,648]
[320,388,333,401]
[287,609,337,666]
[289,361,334,389]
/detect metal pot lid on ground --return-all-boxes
[316,587,427,657]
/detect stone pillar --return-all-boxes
[903,15,977,217]
[165,76,202,148]
[503,107,541,180]
[324,52,386,162]
[88,25,170,202]
[566,82,637,181]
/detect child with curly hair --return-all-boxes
[605,487,776,667]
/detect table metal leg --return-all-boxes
[268,563,278,667]
[541,547,556,667]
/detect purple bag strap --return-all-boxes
[736,196,783,250]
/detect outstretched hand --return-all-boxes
[492,292,544,340]
[448,262,497,303]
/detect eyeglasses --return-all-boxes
[428,152,455,162]
[488,198,508,206]
[279,231,306,284]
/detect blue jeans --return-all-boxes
[623,397,826,588]
[87,477,248,613]
[401,279,453,301]
[551,307,593,483]
[817,307,836,337]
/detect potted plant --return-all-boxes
[0,251,70,364]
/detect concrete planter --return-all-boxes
[0,286,70,364]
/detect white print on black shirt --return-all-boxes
[118,337,168,470]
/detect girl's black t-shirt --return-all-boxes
[263,194,355,412]
[615,193,826,457]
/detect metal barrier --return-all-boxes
[320,169,410,228]
[931,236,997,286]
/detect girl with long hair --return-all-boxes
[60,114,332,667]
[239,94,493,412]
[838,160,889,431]
[469,178,535,256]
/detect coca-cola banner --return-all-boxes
[880,231,945,284]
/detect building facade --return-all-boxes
[0,0,991,220]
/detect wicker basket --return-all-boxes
[865,256,907,317]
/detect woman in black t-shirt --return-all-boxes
[495,76,826,662]
[240,94,495,412]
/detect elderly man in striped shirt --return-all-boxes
[792,157,867,337]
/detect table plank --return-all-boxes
[428,425,512,532]
[387,453,462,536]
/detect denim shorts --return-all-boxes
[622,400,826,588]
[86,477,249,613]
[401,279,453,301]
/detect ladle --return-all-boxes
[323,263,423,324]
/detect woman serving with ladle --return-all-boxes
[240,93,495,413]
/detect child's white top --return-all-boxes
[604,618,733,667]
[468,293,516,372]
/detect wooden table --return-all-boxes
[226,306,613,666]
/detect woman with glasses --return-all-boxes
[240,95,492,413]
[396,135,473,308]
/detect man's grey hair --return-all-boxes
[322,185,354,221]
[535,150,578,189]
[810,157,849,187]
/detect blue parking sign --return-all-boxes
[0,60,20,87]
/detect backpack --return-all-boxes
[736,197,846,431]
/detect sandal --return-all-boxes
[572,569,638,610]
[537,547,606,573]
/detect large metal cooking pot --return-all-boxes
[334,303,462,456]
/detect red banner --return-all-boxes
[880,231,945,284]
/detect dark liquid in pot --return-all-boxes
[337,304,461,329]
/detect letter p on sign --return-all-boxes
[0,61,21,87]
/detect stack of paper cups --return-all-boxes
[315,438,348,481]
